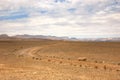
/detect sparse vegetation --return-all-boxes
[79,65,82,67]
[0,40,120,80]
[48,59,51,62]
[95,66,98,69]
[35,58,39,60]
[104,65,107,70]
[59,61,62,64]
[116,69,120,72]
[118,63,120,65]
[32,57,35,59]
[68,58,70,60]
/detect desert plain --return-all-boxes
[0,40,120,80]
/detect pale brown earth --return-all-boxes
[0,40,120,80]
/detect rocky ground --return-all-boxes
[0,40,120,80]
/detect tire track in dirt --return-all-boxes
[16,42,63,57]
[17,47,42,57]
[15,44,120,72]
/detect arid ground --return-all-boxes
[0,40,120,80]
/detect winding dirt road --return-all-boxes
[17,47,42,57]
[15,46,120,72]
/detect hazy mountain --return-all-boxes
[78,38,120,42]
[13,34,70,40]
[0,34,10,40]
[0,34,120,41]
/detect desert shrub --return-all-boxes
[18,55,24,58]
[68,58,70,60]
[79,65,82,67]
[61,57,64,59]
[39,58,41,60]
[32,57,35,59]
[36,58,39,60]
[100,61,105,63]
[95,61,98,63]
[118,63,120,65]
[116,69,120,72]
[74,64,77,66]
[48,59,51,62]
[95,66,98,69]
[104,65,107,70]
[59,61,62,64]
[53,56,55,58]
[20,47,23,49]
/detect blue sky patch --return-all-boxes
[67,8,76,13]
[0,13,28,21]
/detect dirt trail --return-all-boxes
[17,47,42,57]
[15,45,120,71]
[16,43,62,57]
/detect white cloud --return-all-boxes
[0,0,120,38]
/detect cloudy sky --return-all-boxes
[0,0,120,38]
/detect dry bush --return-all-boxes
[95,61,98,63]
[35,58,39,60]
[68,58,70,60]
[95,66,98,69]
[79,65,82,67]
[104,65,107,70]
[61,57,64,59]
[59,61,62,64]
[116,69,120,72]
[74,64,77,66]
[100,61,105,63]
[39,58,41,60]
[20,47,23,49]
[48,59,51,62]
[18,55,24,58]
[32,57,35,59]
[118,63,120,65]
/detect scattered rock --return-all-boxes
[116,69,120,72]
[78,57,87,61]
[33,72,37,75]
[118,63,120,65]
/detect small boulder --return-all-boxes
[78,57,87,61]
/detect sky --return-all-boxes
[0,0,120,38]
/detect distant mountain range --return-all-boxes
[13,34,71,40]
[0,34,74,41]
[0,34,120,42]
